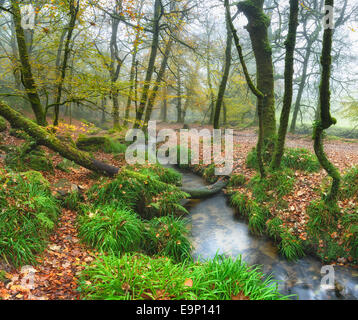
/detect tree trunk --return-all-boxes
[144,38,173,124]
[11,0,47,126]
[313,0,340,204]
[134,0,161,128]
[213,9,233,129]
[271,0,299,170]
[53,0,79,126]
[0,101,119,176]
[237,0,276,140]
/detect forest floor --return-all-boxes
[1,120,358,299]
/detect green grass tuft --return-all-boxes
[78,204,144,253]
[79,253,291,300]
[0,169,59,266]
[144,215,192,262]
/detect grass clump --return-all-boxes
[281,148,320,172]
[87,169,188,219]
[340,166,358,199]
[228,174,246,188]
[79,253,290,300]
[249,168,295,203]
[247,147,320,173]
[202,164,217,184]
[145,215,191,262]
[231,193,269,235]
[129,163,182,186]
[78,204,144,253]
[0,169,59,266]
[306,200,357,263]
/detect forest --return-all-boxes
[0,0,358,302]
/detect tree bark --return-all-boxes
[236,0,276,140]
[271,0,299,170]
[134,0,161,128]
[11,0,47,126]
[313,0,340,204]
[0,101,119,176]
[53,0,79,126]
[213,8,233,129]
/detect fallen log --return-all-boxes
[181,176,230,199]
[0,101,230,197]
[0,101,119,176]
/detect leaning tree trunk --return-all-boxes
[53,0,79,126]
[236,0,276,140]
[271,0,299,170]
[313,0,340,204]
[134,0,161,128]
[0,101,119,176]
[213,9,233,130]
[11,0,47,126]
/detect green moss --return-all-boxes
[76,135,126,154]
[0,116,6,132]
[87,168,188,219]
[340,166,358,199]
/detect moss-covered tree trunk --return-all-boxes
[11,0,47,126]
[213,9,233,130]
[314,0,340,203]
[144,38,173,125]
[0,101,119,176]
[53,0,79,126]
[134,0,161,128]
[225,0,265,177]
[236,0,276,140]
[271,0,299,170]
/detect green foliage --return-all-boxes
[174,145,192,169]
[55,158,79,173]
[0,169,59,266]
[248,147,320,173]
[202,164,217,183]
[340,166,358,199]
[62,191,81,210]
[87,169,188,219]
[249,169,295,203]
[281,148,320,172]
[78,204,144,253]
[266,217,283,241]
[0,116,6,132]
[228,174,246,187]
[230,193,269,234]
[9,128,30,140]
[305,200,358,263]
[76,135,126,154]
[129,163,182,186]
[279,231,305,261]
[144,216,191,262]
[5,144,53,172]
[79,253,290,300]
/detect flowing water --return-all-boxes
[178,167,358,300]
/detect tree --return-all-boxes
[313,0,340,204]
[236,0,276,141]
[270,0,299,170]
[213,4,232,129]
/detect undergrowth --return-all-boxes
[79,253,291,300]
[0,169,59,266]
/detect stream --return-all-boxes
[177,167,358,300]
